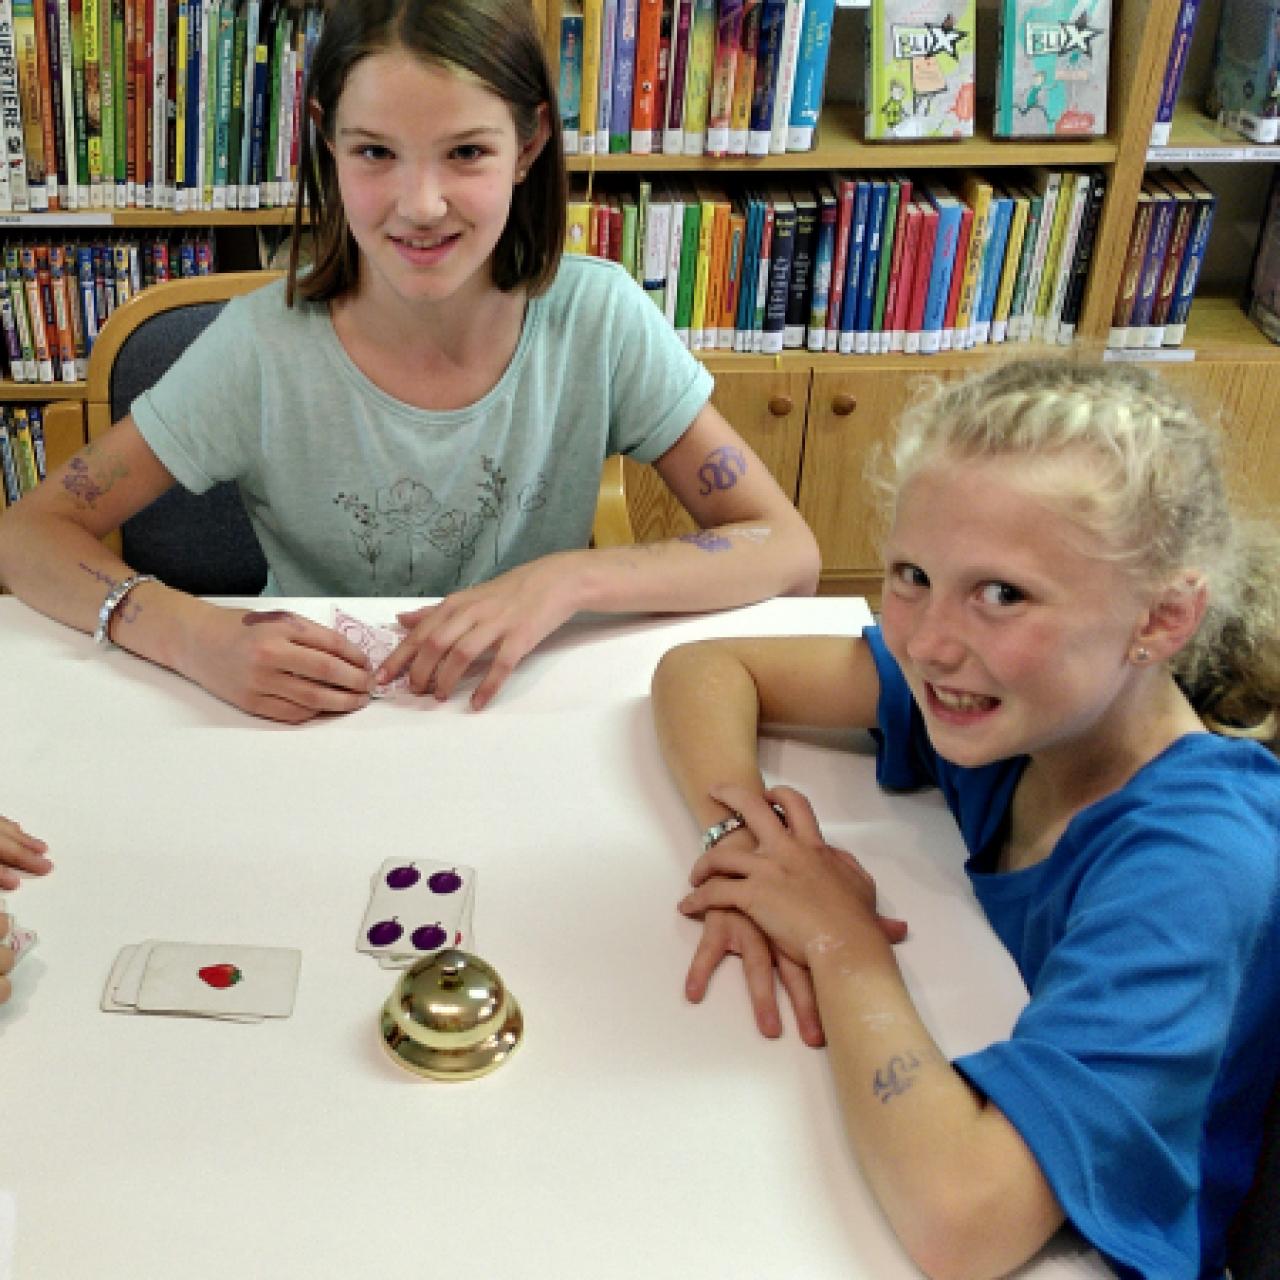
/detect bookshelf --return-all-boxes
[541,0,1280,597]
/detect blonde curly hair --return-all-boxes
[879,359,1280,740]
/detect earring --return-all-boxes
[1132,645,1151,664]
[516,168,527,181]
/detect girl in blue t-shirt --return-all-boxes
[0,0,817,722]
[652,360,1280,1279]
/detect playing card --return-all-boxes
[358,859,475,965]
[100,944,142,1013]
[332,607,410,697]
[110,940,155,1008]
[135,943,301,1020]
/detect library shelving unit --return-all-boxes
[541,0,1280,597]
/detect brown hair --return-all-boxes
[882,360,1280,740]
[288,0,567,305]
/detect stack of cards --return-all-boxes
[333,607,410,697]
[0,896,37,967]
[102,941,302,1022]
[358,859,476,969]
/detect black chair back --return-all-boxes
[1227,1072,1280,1280]
[113,301,268,596]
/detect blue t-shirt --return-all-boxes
[864,626,1280,1280]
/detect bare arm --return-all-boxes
[381,403,821,710]
[0,417,375,723]
[656,639,1065,1278]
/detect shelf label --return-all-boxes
[1103,348,1197,363]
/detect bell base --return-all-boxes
[380,1001,523,1081]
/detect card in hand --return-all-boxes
[332,607,410,697]
[358,858,475,967]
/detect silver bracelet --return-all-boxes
[94,574,159,648]
[701,802,788,853]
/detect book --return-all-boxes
[609,0,636,153]
[939,198,972,350]
[661,0,691,154]
[596,0,616,153]
[806,179,837,351]
[1151,0,1201,146]
[212,0,234,208]
[12,0,49,208]
[837,176,870,353]
[1031,167,1078,339]
[1166,169,1215,345]
[681,0,715,154]
[1020,167,1062,340]
[1107,183,1154,347]
[995,0,1110,138]
[973,190,1013,344]
[855,177,888,353]
[991,188,1029,343]
[761,186,796,354]
[920,184,962,353]
[36,0,59,205]
[642,180,671,307]
[1207,0,1280,144]
[787,0,835,151]
[733,188,760,348]
[630,0,661,153]
[955,173,993,348]
[673,185,701,344]
[1146,171,1195,347]
[871,176,908,351]
[824,173,855,351]
[1057,169,1107,343]
[0,413,20,504]
[704,0,741,157]
[1128,177,1176,347]
[784,183,817,348]
[866,0,975,140]
[558,1,582,154]
[768,0,803,154]
[664,184,686,325]
[886,198,922,350]
[727,0,759,155]
[747,0,785,156]
[904,198,939,353]
[0,0,29,210]
[721,203,747,346]
[579,0,601,155]
[1043,169,1091,342]
[68,0,88,200]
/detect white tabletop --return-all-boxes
[0,597,1108,1279]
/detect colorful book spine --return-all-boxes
[807,180,837,351]
[0,0,29,211]
[630,0,660,154]
[226,0,246,207]
[888,199,923,351]
[836,177,869,354]
[1151,0,1201,146]
[109,0,122,204]
[727,0,759,155]
[940,201,971,350]
[991,190,1027,343]
[973,192,1013,344]
[746,0,784,156]
[768,0,802,154]
[855,177,888,353]
[609,0,636,153]
[1147,174,1195,346]
[920,185,961,353]
[661,0,692,154]
[1166,170,1215,345]
[68,0,88,197]
[1043,170,1091,342]
[578,0,600,156]
[12,0,48,209]
[787,0,836,151]
[704,0,742,157]
[1108,185,1153,347]
[825,174,854,351]
[212,0,233,208]
[904,200,939,353]
[955,174,992,347]
[1129,177,1176,347]
[559,3,583,155]
[55,0,76,205]
[681,0,715,155]
[1020,168,1061,340]
[36,0,59,206]
[1057,170,1106,343]
[761,187,795,354]
[871,176,908,352]
[673,190,700,344]
[995,0,1110,138]
[867,0,975,140]
[664,187,686,326]
[783,184,816,348]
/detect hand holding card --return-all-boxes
[332,608,410,698]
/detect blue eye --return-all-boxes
[979,581,1024,606]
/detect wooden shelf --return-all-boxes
[0,208,297,228]
[0,382,86,401]
[699,338,1076,374]
[1149,102,1280,163]
[568,105,1118,173]
[1180,296,1280,359]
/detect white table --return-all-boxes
[0,597,1108,1279]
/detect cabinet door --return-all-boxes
[799,369,959,598]
[623,368,810,542]
[1158,363,1280,516]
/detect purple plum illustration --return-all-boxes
[428,868,463,894]
[411,922,448,951]
[367,917,404,947]
[385,863,421,890]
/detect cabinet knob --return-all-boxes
[831,393,857,417]
[767,394,794,417]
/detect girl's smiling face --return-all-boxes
[879,455,1155,771]
[330,49,545,314]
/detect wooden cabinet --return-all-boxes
[623,366,810,542]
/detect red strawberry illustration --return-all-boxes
[198,963,243,989]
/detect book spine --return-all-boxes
[727,0,758,156]
[704,0,741,157]
[888,202,922,350]
[904,208,938,352]
[0,0,27,211]
[746,0,783,156]
[921,199,960,354]
[807,189,836,350]
[1108,195,1152,347]
[837,180,869,353]
[751,200,773,349]
[1057,172,1106,342]
[940,204,971,350]
[783,193,816,347]
[9,407,39,490]
[13,1,49,209]
[34,0,57,205]
[44,0,66,205]
[47,241,75,380]
[734,194,759,348]
[629,0,660,153]
[595,0,616,153]
[1131,186,1175,346]
[19,245,52,380]
[84,0,102,203]
[226,0,245,206]
[609,0,635,152]
[1151,0,1200,145]
[212,0,231,206]
[974,196,1012,342]
[69,0,88,196]
[1166,185,1214,344]
[954,181,991,347]
[855,181,888,353]
[824,176,853,351]
[871,177,906,351]
[767,0,802,154]
[661,0,690,154]
[721,208,746,346]
[0,290,25,378]
[680,0,714,155]
[1020,172,1059,340]
[578,0,599,155]
[151,0,166,205]
[110,0,122,202]
[787,0,835,151]
[1032,172,1074,338]
[991,194,1027,342]
[663,191,685,326]
[1148,192,1192,337]
[993,0,1016,137]
[1044,173,1090,341]
[237,0,255,193]
[673,194,700,345]
[761,196,795,354]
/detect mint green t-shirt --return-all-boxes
[132,255,713,596]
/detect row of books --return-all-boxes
[0,0,324,214]
[1,231,217,383]
[0,402,48,508]
[557,0,1111,157]
[1106,169,1215,350]
[1206,0,1280,144]
[567,168,1106,355]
